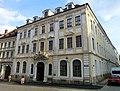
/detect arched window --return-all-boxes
[60,60,67,76]
[31,64,33,74]
[48,64,52,75]
[22,61,26,73]
[16,62,20,73]
[73,59,82,77]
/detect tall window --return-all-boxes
[1,43,3,48]
[91,20,93,30]
[48,64,52,75]
[6,52,9,58]
[49,40,53,50]
[28,30,31,38]
[34,27,38,36]
[60,60,67,76]
[8,42,11,48]
[12,41,15,47]
[92,38,95,50]
[33,43,36,52]
[22,61,26,73]
[3,52,5,58]
[16,62,20,73]
[59,20,64,29]
[42,25,45,34]
[67,18,72,28]
[76,35,82,47]
[11,51,13,57]
[67,37,72,48]
[18,46,21,54]
[75,16,80,26]
[26,45,29,53]
[20,33,22,39]
[4,42,7,48]
[40,42,44,51]
[50,23,54,32]
[22,45,25,54]
[73,59,82,77]
[59,38,64,49]
[24,31,26,38]
[31,64,33,74]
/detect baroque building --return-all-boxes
[10,2,119,85]
[0,29,17,79]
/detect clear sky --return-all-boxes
[0,0,120,54]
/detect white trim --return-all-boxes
[70,58,83,80]
[58,59,69,79]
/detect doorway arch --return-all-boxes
[4,65,11,79]
[36,62,44,81]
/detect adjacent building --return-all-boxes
[0,2,119,85]
[0,29,17,79]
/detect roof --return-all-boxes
[0,29,17,39]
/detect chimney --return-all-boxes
[4,29,8,34]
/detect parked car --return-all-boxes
[108,75,120,85]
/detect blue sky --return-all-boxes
[0,0,120,54]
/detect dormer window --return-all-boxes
[57,9,60,13]
[45,11,48,17]
[66,2,75,9]
[43,9,54,18]
[68,4,72,9]
[55,7,63,13]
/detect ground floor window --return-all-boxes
[60,60,67,76]
[48,64,52,75]
[16,62,20,73]
[73,59,82,77]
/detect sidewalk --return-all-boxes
[96,78,108,86]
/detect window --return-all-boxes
[49,64,52,75]
[18,46,21,54]
[59,20,64,29]
[28,30,31,38]
[42,25,45,34]
[60,60,67,76]
[13,41,15,47]
[11,51,13,57]
[1,43,3,48]
[49,40,53,50]
[8,42,11,48]
[40,42,44,51]
[20,33,22,39]
[68,4,72,9]
[34,27,38,36]
[67,18,72,28]
[2,52,5,58]
[4,42,7,48]
[92,38,95,50]
[91,20,93,30]
[50,23,54,32]
[16,62,20,73]
[76,35,82,47]
[22,45,25,54]
[45,11,48,17]
[59,38,64,49]
[33,43,36,52]
[75,16,80,26]
[22,61,26,73]
[73,59,82,77]
[67,37,72,48]
[6,52,9,58]
[24,31,26,38]
[26,45,29,53]
[31,64,33,74]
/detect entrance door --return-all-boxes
[4,65,11,79]
[36,62,44,81]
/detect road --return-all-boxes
[98,85,120,91]
[0,83,97,91]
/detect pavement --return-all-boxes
[0,78,108,90]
